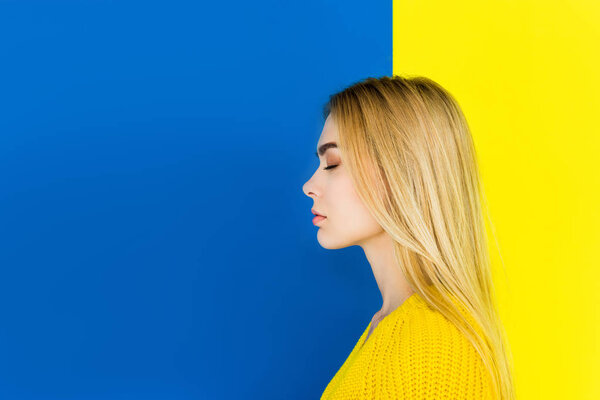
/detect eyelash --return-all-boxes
[324,165,338,170]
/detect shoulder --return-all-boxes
[392,292,481,350]
[385,296,495,399]
[398,296,468,347]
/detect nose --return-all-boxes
[302,179,312,198]
[302,172,318,198]
[303,163,321,198]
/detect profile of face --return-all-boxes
[302,115,385,250]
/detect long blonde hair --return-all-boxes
[323,75,515,400]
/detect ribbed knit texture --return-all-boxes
[320,292,495,399]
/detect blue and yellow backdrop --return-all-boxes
[0,1,597,398]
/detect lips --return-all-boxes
[312,215,327,225]
[311,208,327,225]
[311,208,326,217]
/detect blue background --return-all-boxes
[0,1,391,398]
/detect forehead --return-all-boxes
[317,115,338,147]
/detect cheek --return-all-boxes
[331,175,380,233]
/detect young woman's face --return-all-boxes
[302,115,384,249]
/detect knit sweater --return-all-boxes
[320,292,495,399]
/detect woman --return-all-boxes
[302,75,515,399]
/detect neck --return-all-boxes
[360,231,415,317]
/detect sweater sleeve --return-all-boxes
[384,309,495,400]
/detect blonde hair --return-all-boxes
[323,75,515,400]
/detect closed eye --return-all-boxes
[324,165,338,170]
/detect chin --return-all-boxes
[317,231,355,250]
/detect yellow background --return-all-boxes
[393,1,600,398]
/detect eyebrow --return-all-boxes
[315,141,338,158]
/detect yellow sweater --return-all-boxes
[320,292,495,399]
